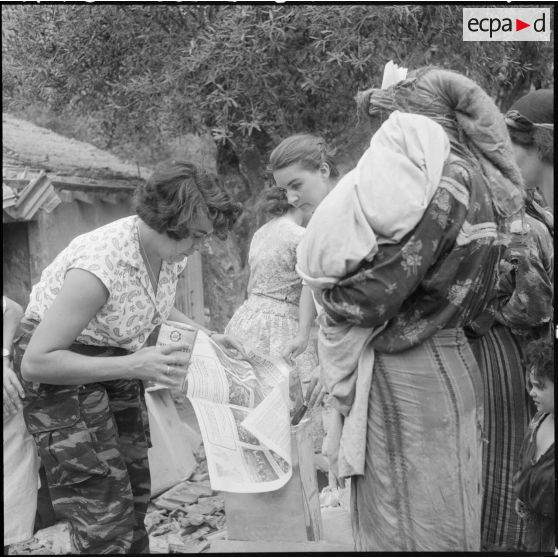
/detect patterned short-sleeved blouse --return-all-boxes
[247,217,305,305]
[25,216,187,352]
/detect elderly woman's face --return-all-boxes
[273,162,331,215]
[160,212,214,263]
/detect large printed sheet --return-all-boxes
[187,331,293,493]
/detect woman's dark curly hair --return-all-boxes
[134,161,242,240]
[257,186,290,216]
[524,334,554,384]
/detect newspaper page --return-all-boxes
[186,330,294,493]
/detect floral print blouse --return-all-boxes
[320,156,500,353]
[247,216,305,306]
[25,216,187,352]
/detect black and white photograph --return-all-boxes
[2,2,554,554]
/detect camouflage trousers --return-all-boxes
[14,331,151,554]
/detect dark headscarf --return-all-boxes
[506,89,554,235]
[507,89,553,126]
[505,88,553,164]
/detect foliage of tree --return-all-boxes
[3,4,553,164]
[2,4,553,330]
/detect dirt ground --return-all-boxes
[8,392,352,554]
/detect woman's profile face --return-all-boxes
[159,212,214,263]
[273,162,331,215]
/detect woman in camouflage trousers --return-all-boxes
[13,161,243,554]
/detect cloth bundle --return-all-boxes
[296,110,450,289]
[297,111,450,478]
[300,68,526,479]
[357,67,525,224]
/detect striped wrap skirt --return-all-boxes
[469,324,531,551]
[351,328,484,552]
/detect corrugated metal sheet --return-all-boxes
[3,170,61,220]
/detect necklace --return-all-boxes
[138,225,160,294]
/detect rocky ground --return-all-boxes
[7,394,352,555]
[146,446,227,554]
[7,446,225,555]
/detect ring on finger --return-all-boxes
[166,365,171,376]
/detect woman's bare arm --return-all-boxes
[22,269,188,387]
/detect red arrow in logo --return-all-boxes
[516,19,530,31]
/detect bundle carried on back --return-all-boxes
[296,110,450,289]
[302,66,525,479]
[297,110,452,479]
[356,66,525,228]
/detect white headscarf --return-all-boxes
[296,110,450,289]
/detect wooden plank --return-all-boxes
[321,506,355,546]
[224,419,322,543]
[297,417,322,539]
[210,539,354,553]
[175,251,205,325]
[5,171,61,221]
[50,175,141,191]
[3,183,17,208]
[3,173,140,193]
[27,219,50,287]
[2,220,32,308]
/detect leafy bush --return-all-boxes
[3,4,553,162]
[2,4,553,330]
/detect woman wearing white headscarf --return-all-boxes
[302,67,524,551]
